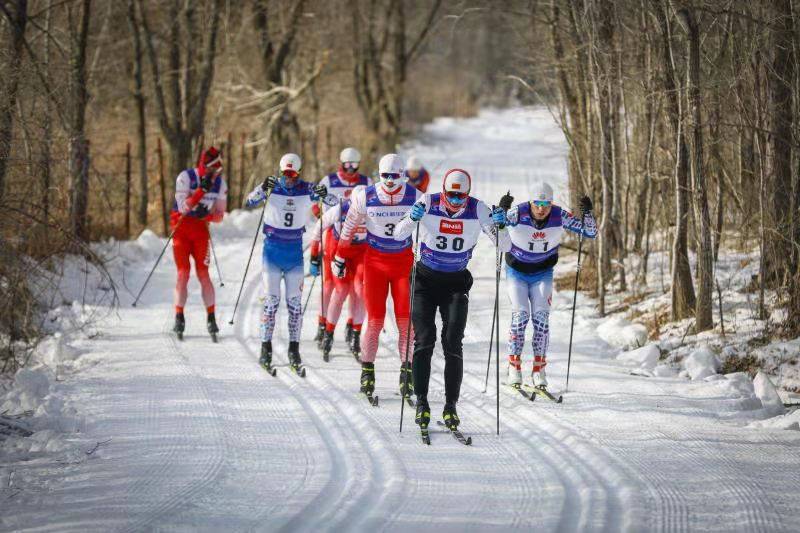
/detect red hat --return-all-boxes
[198,146,223,176]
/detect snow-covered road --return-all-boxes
[4,108,800,532]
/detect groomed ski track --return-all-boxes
[4,108,800,532]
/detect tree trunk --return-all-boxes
[127,0,148,228]
[68,0,93,241]
[678,8,713,332]
[656,1,696,320]
[0,0,29,201]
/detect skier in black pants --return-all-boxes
[393,169,511,430]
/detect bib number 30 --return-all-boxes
[436,236,465,251]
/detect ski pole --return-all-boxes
[565,231,585,393]
[228,189,270,325]
[302,275,318,317]
[399,221,421,434]
[208,229,224,287]
[482,289,497,393]
[132,216,185,307]
[495,221,502,436]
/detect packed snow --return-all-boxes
[2,107,800,531]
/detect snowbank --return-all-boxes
[597,316,649,351]
[617,344,660,372]
[684,346,720,380]
[753,371,786,417]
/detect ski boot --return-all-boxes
[508,355,522,387]
[288,341,306,377]
[415,397,431,428]
[442,402,460,430]
[532,356,548,389]
[320,330,334,362]
[345,322,354,344]
[350,330,361,361]
[360,362,375,396]
[173,313,185,340]
[314,321,326,348]
[207,312,219,343]
[259,341,276,376]
[399,361,414,405]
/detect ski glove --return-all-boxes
[193,203,210,218]
[309,254,321,277]
[313,184,328,199]
[332,256,346,279]
[261,175,277,192]
[579,195,593,216]
[491,206,508,228]
[200,172,214,192]
[499,191,514,211]
[409,201,426,222]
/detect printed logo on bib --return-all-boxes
[532,231,546,239]
[285,199,296,211]
[440,220,464,235]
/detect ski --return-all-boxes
[420,427,431,445]
[524,385,563,403]
[322,352,330,363]
[260,362,277,377]
[210,332,218,343]
[508,384,535,401]
[436,421,473,445]
[176,332,184,341]
[290,364,307,378]
[362,393,379,407]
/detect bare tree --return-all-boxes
[0,0,28,201]
[127,0,148,228]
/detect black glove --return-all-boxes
[579,195,593,216]
[499,190,514,211]
[261,175,277,192]
[200,171,214,192]
[310,254,321,268]
[314,184,328,199]
[193,203,210,218]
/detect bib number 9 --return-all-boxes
[284,212,294,227]
[436,236,465,251]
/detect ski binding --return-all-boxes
[436,421,473,445]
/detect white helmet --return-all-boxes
[532,181,553,203]
[339,147,361,165]
[379,153,404,175]
[280,153,302,174]
[442,168,471,210]
[406,156,423,172]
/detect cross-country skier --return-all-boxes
[309,197,368,359]
[404,156,430,193]
[171,146,228,340]
[394,169,511,430]
[334,153,421,401]
[505,182,596,391]
[311,147,372,348]
[245,153,333,374]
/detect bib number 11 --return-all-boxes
[528,241,548,252]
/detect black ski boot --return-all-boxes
[259,341,276,376]
[314,322,325,347]
[442,402,460,430]
[320,330,334,361]
[399,361,414,399]
[345,322,354,344]
[288,341,306,377]
[173,313,185,340]
[415,397,431,428]
[360,362,375,396]
[350,330,361,361]
[207,312,219,342]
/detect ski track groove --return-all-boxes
[236,272,349,531]
[378,309,556,530]
[122,315,227,532]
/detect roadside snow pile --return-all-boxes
[683,346,720,380]
[0,365,79,431]
[617,344,660,373]
[748,409,800,431]
[753,371,786,417]
[597,316,648,351]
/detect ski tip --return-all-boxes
[300,368,307,378]
[556,396,563,403]
[271,369,277,377]
[466,436,473,445]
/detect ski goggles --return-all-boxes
[445,191,469,204]
[380,172,401,180]
[532,200,552,208]
[342,162,359,172]
[282,170,299,179]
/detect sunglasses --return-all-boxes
[446,191,468,201]
[381,172,401,180]
[342,162,359,171]
[532,200,551,208]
